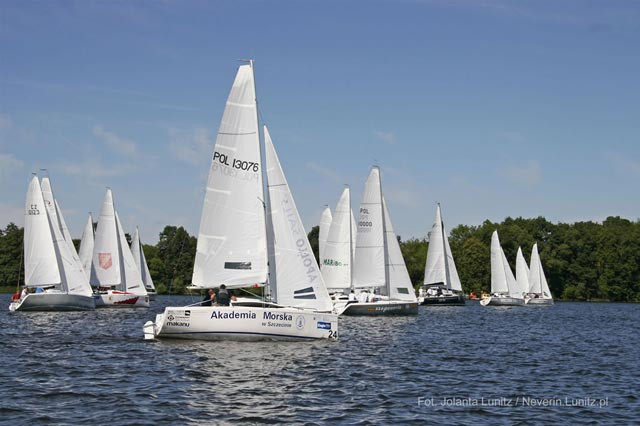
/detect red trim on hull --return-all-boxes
[114,296,140,305]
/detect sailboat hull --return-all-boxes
[419,294,465,306]
[480,296,525,307]
[94,291,150,308]
[144,306,338,341]
[526,297,554,306]
[9,293,95,312]
[338,301,419,316]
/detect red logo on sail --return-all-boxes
[99,253,112,269]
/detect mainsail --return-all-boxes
[78,213,94,281]
[490,230,513,294]
[515,247,530,297]
[423,203,462,291]
[319,206,332,267]
[191,64,267,289]
[92,189,121,286]
[23,176,61,288]
[321,187,353,291]
[353,167,386,289]
[264,126,333,312]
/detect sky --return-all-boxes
[1,0,639,244]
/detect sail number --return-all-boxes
[213,151,259,172]
[27,204,40,215]
[329,330,337,339]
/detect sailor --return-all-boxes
[215,284,237,306]
[201,289,215,306]
[20,287,29,300]
[348,290,357,302]
[357,290,368,303]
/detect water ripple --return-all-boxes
[0,295,638,424]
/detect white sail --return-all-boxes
[319,206,332,267]
[131,227,155,292]
[40,177,92,296]
[54,199,80,262]
[350,209,357,260]
[264,126,332,311]
[23,176,61,287]
[321,187,353,291]
[443,227,463,292]
[191,64,267,289]
[353,167,386,289]
[92,189,121,287]
[78,213,94,281]
[424,204,446,287]
[502,248,520,298]
[515,247,530,297]
[528,243,552,297]
[423,204,462,292]
[490,230,511,294]
[114,213,146,294]
[382,197,417,302]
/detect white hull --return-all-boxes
[526,297,554,306]
[94,291,150,308]
[144,305,338,341]
[480,296,525,307]
[9,293,95,312]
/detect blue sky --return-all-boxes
[1,0,639,243]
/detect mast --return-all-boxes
[438,203,452,289]
[251,59,275,301]
[347,184,354,291]
[376,166,390,297]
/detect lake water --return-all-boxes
[1,294,638,425]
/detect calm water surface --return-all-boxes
[1,294,638,425]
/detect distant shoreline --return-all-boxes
[0,287,637,303]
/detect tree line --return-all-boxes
[1,216,638,301]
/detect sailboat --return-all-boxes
[143,62,337,341]
[91,189,149,307]
[526,243,553,305]
[78,213,94,280]
[319,206,332,268]
[322,186,355,306]
[338,166,419,316]
[480,230,525,306]
[418,203,465,305]
[9,176,95,311]
[131,227,157,300]
[515,247,530,299]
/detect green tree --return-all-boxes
[0,223,24,290]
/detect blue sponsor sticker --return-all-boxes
[317,321,331,330]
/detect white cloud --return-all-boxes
[505,160,541,186]
[373,130,396,144]
[61,159,136,178]
[0,153,24,182]
[92,125,138,157]
[306,162,344,183]
[168,127,212,165]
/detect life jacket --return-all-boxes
[217,288,230,306]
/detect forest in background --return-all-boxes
[1,216,639,302]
